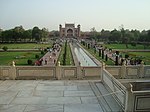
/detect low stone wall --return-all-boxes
[106,65,150,79]
[82,66,101,77]
[16,66,56,79]
[0,66,12,79]
[105,66,122,78]
[61,66,77,78]
[0,66,102,80]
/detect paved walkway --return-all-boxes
[0,80,103,112]
[40,50,60,66]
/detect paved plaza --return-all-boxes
[0,80,104,112]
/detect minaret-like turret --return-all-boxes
[59,24,62,37]
[77,24,81,37]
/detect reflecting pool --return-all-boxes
[73,43,97,66]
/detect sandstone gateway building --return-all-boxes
[59,23,81,38]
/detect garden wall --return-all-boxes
[0,66,101,80]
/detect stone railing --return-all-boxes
[102,69,127,110]
[103,68,150,111]
[105,64,150,79]
[0,65,102,80]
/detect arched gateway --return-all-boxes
[59,23,81,38]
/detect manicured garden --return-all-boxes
[58,41,74,66]
[123,52,150,65]
[104,44,150,49]
[0,43,51,49]
[0,51,44,66]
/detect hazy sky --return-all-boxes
[0,0,150,31]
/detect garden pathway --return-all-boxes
[41,50,60,66]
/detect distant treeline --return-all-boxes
[0,26,49,43]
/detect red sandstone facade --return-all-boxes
[59,23,80,38]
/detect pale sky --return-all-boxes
[0,0,150,31]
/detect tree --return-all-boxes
[119,25,129,48]
[109,29,121,42]
[32,26,41,42]
[1,30,13,42]
[0,29,2,42]
[101,29,110,42]
[13,26,25,42]
[131,30,140,42]
[41,28,49,42]
[23,30,32,42]
[90,27,98,40]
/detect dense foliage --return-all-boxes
[89,27,150,48]
[0,26,49,43]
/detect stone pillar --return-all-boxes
[102,62,106,69]
[121,61,126,78]
[140,61,144,78]
[125,83,134,112]
[10,61,16,80]
[77,63,83,79]
[56,61,61,80]
[101,62,106,81]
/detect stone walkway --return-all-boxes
[40,50,60,66]
[0,80,103,112]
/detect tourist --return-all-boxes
[54,59,56,64]
[45,58,47,65]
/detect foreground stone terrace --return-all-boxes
[0,80,106,112]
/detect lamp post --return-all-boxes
[99,48,101,57]
[115,51,119,65]
[102,49,104,59]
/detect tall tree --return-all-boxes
[41,28,49,42]
[13,26,25,42]
[109,29,121,42]
[101,29,110,41]
[0,29,2,42]
[23,29,32,42]
[90,27,97,40]
[32,26,41,42]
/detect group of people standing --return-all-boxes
[35,43,61,66]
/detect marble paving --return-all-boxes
[0,80,103,112]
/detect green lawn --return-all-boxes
[104,44,150,49]
[126,52,150,65]
[0,43,52,49]
[58,42,74,66]
[66,43,74,65]
[0,52,43,66]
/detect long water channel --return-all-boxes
[72,41,97,66]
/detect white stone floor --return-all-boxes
[0,80,103,112]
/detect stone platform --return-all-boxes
[0,80,105,112]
